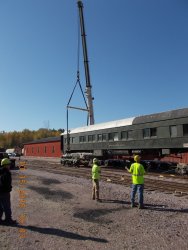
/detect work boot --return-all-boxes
[4,219,18,225]
[138,204,144,209]
[131,203,136,208]
[0,219,4,225]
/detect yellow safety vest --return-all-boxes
[129,162,145,184]
[92,164,100,180]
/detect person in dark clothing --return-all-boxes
[0,158,17,225]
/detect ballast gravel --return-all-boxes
[0,162,187,250]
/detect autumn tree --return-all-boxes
[0,128,62,150]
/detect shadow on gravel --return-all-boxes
[144,205,188,213]
[100,199,129,204]
[7,224,108,243]
[40,178,61,185]
[73,207,123,223]
[28,186,73,201]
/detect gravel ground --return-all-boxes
[0,162,187,250]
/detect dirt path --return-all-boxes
[0,164,187,250]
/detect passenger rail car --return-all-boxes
[61,108,188,164]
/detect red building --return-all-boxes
[23,136,61,158]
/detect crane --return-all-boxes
[77,0,95,125]
[66,0,95,152]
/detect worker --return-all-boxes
[126,155,146,209]
[91,158,101,202]
[0,158,17,225]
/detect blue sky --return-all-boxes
[0,0,188,132]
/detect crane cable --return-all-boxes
[66,9,89,152]
[67,9,88,113]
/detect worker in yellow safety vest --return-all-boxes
[126,155,146,209]
[91,158,101,202]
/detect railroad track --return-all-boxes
[20,159,188,197]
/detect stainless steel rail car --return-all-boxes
[61,108,188,163]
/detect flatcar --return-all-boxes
[61,108,188,164]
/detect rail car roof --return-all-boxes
[62,117,135,135]
[62,107,188,135]
[133,108,188,124]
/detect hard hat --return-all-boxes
[134,155,140,162]
[93,158,98,164]
[1,158,11,166]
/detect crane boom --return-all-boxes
[77,0,95,125]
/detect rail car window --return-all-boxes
[170,125,177,137]
[97,134,102,141]
[183,124,188,136]
[108,133,113,141]
[127,130,133,140]
[109,132,118,141]
[79,136,86,143]
[88,135,95,142]
[143,128,150,138]
[121,131,128,140]
[151,128,157,137]
[70,137,75,144]
[114,133,118,141]
[143,128,157,138]
[102,133,108,141]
